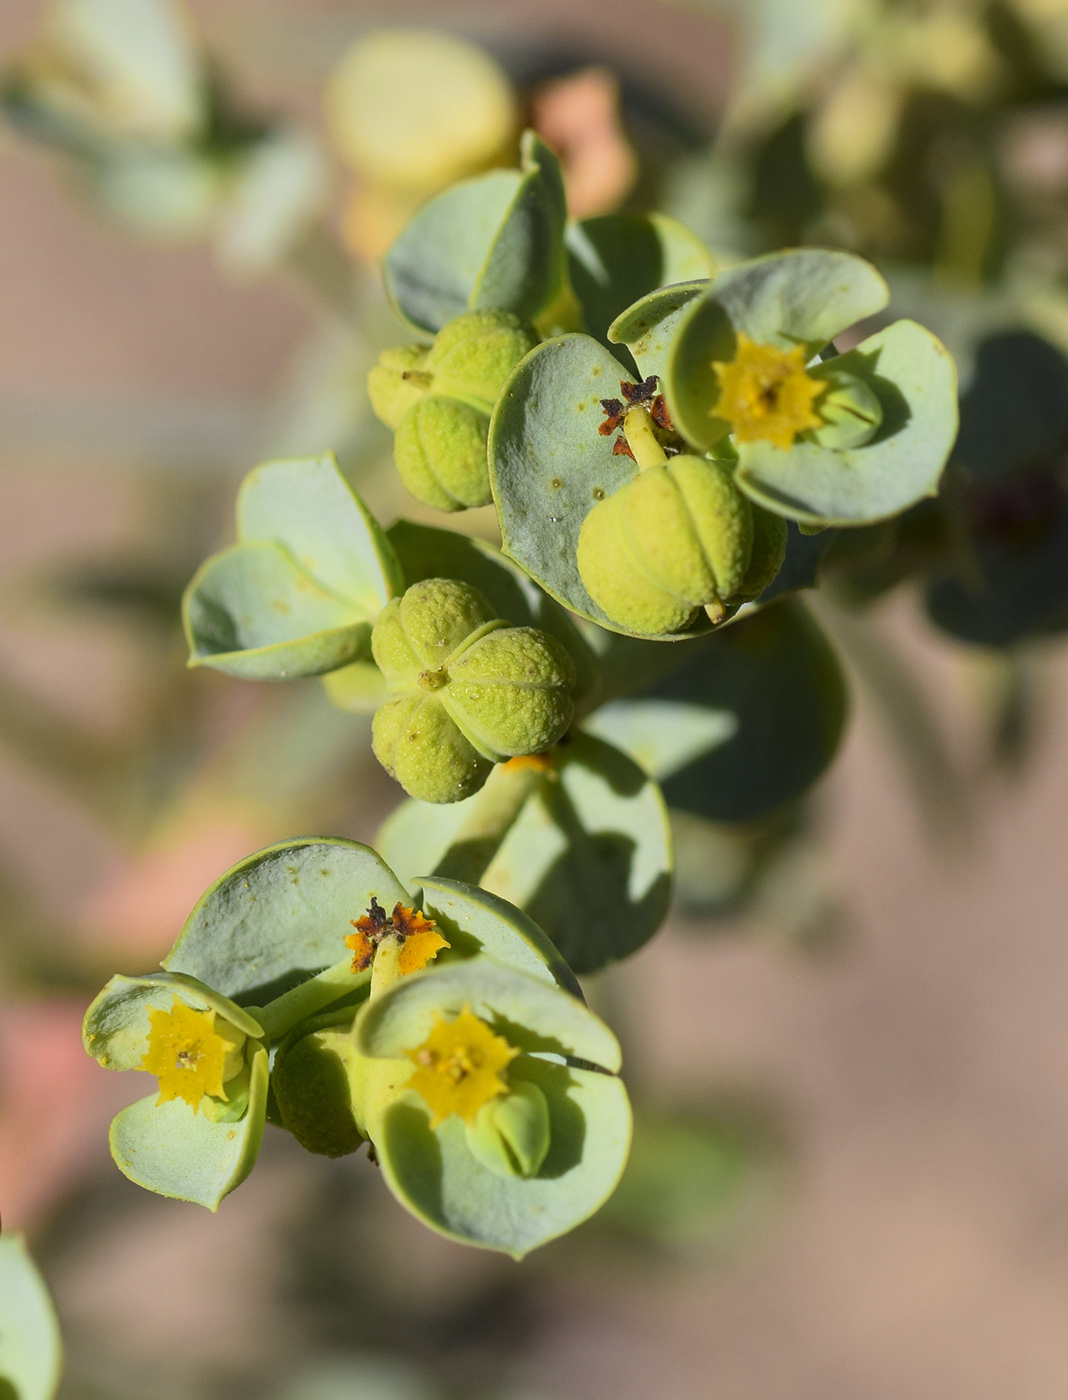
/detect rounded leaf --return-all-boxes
[108,1045,269,1210]
[566,213,713,355]
[236,452,402,615]
[384,131,566,334]
[183,540,371,679]
[0,1235,62,1400]
[585,599,847,821]
[378,731,673,974]
[378,1055,630,1255]
[164,838,409,1003]
[357,956,620,1070]
[417,877,582,996]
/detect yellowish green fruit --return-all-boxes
[371,579,576,803]
[370,311,537,511]
[810,369,883,450]
[734,505,789,601]
[465,1079,551,1178]
[576,455,754,634]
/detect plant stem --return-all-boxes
[257,958,370,1042]
[432,761,547,885]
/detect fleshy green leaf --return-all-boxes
[418,877,582,997]
[108,1045,269,1210]
[237,453,403,615]
[666,249,890,451]
[164,838,409,1004]
[733,321,959,526]
[83,971,263,1071]
[357,956,621,1070]
[489,332,717,639]
[607,279,708,383]
[0,1235,62,1400]
[184,453,401,679]
[384,131,566,334]
[183,540,372,679]
[378,731,672,974]
[376,1055,630,1257]
[566,213,713,355]
[585,599,847,821]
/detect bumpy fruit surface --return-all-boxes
[368,310,538,511]
[734,505,789,601]
[576,455,755,634]
[371,578,575,803]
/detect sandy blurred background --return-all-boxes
[5,2,1068,1398]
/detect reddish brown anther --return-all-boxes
[612,437,636,460]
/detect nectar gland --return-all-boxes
[139,998,244,1112]
[405,1004,519,1127]
[712,334,827,450]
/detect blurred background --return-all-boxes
[7,0,1068,1396]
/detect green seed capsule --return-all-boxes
[733,504,789,601]
[272,1024,365,1158]
[810,369,883,450]
[371,579,576,803]
[576,454,754,635]
[369,310,538,512]
[465,1080,551,1178]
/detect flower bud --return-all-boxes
[810,370,883,450]
[465,1079,551,1178]
[371,578,576,804]
[576,454,754,634]
[369,310,538,511]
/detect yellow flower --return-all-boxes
[345,899,450,975]
[405,1005,519,1127]
[139,998,243,1113]
[712,334,827,450]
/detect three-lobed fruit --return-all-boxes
[371,578,575,803]
[368,310,538,511]
[576,454,757,635]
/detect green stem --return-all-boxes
[257,958,370,1042]
[432,761,547,885]
[623,407,668,470]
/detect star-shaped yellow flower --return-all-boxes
[139,998,241,1112]
[712,334,827,450]
[405,1005,519,1127]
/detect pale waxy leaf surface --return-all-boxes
[0,1235,62,1400]
[417,876,582,997]
[377,1054,631,1257]
[384,132,566,334]
[566,212,713,355]
[586,599,847,821]
[184,453,401,678]
[164,838,409,1004]
[108,1045,269,1210]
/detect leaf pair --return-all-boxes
[183,453,402,679]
